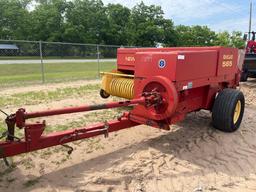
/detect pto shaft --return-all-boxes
[24,97,145,119]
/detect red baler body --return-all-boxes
[117,47,240,125]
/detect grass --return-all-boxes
[0,56,111,60]
[0,84,100,107]
[0,83,105,137]
[0,84,101,135]
[0,121,6,137]
[46,110,121,133]
[0,61,115,87]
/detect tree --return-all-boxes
[176,25,217,47]
[0,0,31,39]
[214,31,231,46]
[230,31,245,48]
[29,0,69,41]
[0,0,246,48]
[214,31,245,48]
[127,2,177,47]
[104,4,130,45]
[64,0,108,44]
[162,19,178,47]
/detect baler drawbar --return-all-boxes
[0,92,164,158]
[0,46,246,162]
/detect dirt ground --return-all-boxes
[1,79,256,192]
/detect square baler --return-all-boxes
[0,47,245,162]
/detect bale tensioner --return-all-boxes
[0,47,245,161]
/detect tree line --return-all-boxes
[0,0,245,48]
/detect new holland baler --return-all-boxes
[0,46,245,162]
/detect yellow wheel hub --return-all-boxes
[233,100,241,124]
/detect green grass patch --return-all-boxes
[0,121,6,137]
[0,56,112,60]
[0,122,5,130]
[0,61,115,87]
[0,84,100,107]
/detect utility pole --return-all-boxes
[249,0,253,40]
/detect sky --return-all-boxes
[102,0,255,32]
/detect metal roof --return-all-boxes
[0,44,19,50]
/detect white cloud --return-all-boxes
[210,16,256,32]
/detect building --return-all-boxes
[0,44,19,56]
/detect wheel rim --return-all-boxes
[233,100,241,124]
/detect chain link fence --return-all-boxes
[0,40,126,86]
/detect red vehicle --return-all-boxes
[241,31,256,81]
[0,47,245,164]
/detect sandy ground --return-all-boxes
[0,79,100,96]
[1,79,256,192]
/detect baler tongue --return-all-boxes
[0,92,165,159]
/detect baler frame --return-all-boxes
[0,46,246,162]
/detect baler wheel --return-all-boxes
[100,89,110,99]
[212,89,245,132]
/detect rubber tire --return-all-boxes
[100,89,110,99]
[240,72,248,82]
[212,89,245,132]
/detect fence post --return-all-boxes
[39,40,45,83]
[97,45,100,78]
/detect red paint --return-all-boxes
[0,116,138,158]
[246,40,256,54]
[128,47,240,123]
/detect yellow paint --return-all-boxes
[125,56,135,62]
[233,100,241,124]
[222,54,234,67]
[222,60,233,67]
[223,55,233,60]
[100,71,134,78]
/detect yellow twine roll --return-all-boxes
[101,72,134,99]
